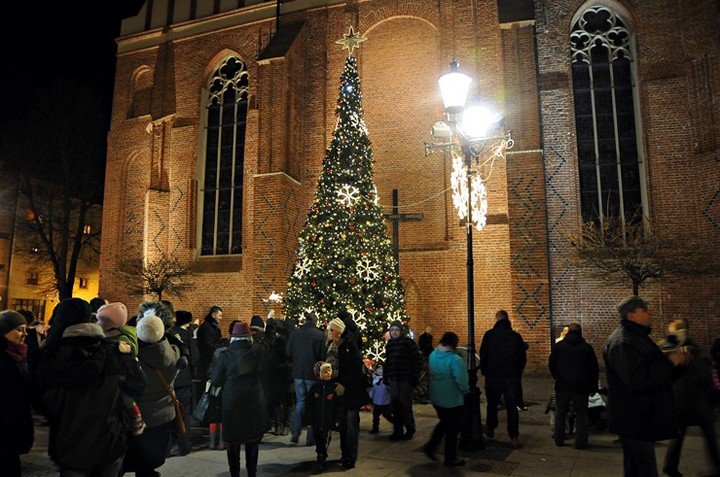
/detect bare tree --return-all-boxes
[117,254,196,301]
[566,216,717,295]
[1,79,104,300]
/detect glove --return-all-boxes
[335,383,346,396]
[177,356,189,369]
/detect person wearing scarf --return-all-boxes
[0,310,34,477]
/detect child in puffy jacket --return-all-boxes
[305,362,344,473]
[369,364,394,434]
[96,302,146,435]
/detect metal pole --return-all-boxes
[459,146,484,450]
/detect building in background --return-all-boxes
[0,181,101,322]
[100,0,720,362]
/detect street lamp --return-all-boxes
[425,59,513,451]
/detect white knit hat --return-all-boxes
[328,317,346,334]
[137,315,164,344]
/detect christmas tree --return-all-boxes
[285,29,408,361]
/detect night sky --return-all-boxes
[1,1,143,202]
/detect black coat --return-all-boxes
[549,330,599,394]
[384,335,422,384]
[670,339,715,427]
[169,325,199,388]
[197,317,222,379]
[211,339,269,444]
[35,323,145,471]
[337,336,371,410]
[259,332,292,404]
[0,339,34,456]
[603,319,677,441]
[480,319,527,380]
[305,380,344,432]
[286,322,326,380]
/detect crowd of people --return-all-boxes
[1,295,720,476]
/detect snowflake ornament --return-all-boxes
[336,184,361,207]
[293,257,312,278]
[356,258,380,282]
[346,307,368,331]
[366,340,386,362]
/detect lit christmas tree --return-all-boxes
[284,28,408,361]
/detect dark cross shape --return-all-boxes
[383,189,424,273]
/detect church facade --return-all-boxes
[101,0,720,362]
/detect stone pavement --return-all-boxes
[20,375,718,476]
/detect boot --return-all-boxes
[208,424,217,450]
[217,424,225,450]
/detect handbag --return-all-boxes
[152,368,188,437]
[193,381,221,425]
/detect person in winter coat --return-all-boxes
[123,314,180,477]
[35,298,146,477]
[305,361,344,472]
[422,331,469,467]
[480,310,527,448]
[368,365,393,434]
[96,302,147,436]
[0,311,35,477]
[286,311,327,444]
[383,320,422,441]
[548,322,599,449]
[198,306,223,380]
[211,321,268,477]
[658,319,720,477]
[327,317,371,470]
[604,296,689,477]
[259,318,292,436]
[169,310,199,456]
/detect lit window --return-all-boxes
[571,5,645,225]
[83,224,92,235]
[78,277,88,289]
[199,56,248,256]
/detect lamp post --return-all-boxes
[424,59,513,451]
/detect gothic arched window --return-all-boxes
[571,5,646,225]
[199,56,248,256]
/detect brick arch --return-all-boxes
[403,278,422,324]
[570,0,636,33]
[130,65,153,90]
[359,3,439,35]
[202,48,250,87]
[128,65,154,118]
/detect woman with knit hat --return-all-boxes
[0,310,34,477]
[123,313,180,477]
[211,321,268,477]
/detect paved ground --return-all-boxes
[21,375,719,476]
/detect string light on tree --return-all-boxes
[285,27,408,353]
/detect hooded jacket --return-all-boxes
[137,338,180,428]
[305,379,344,432]
[383,321,422,384]
[479,318,527,380]
[36,323,143,471]
[428,345,469,408]
[549,329,599,394]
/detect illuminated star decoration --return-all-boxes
[336,26,366,55]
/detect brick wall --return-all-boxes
[101,0,719,360]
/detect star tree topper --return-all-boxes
[336,26,366,55]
